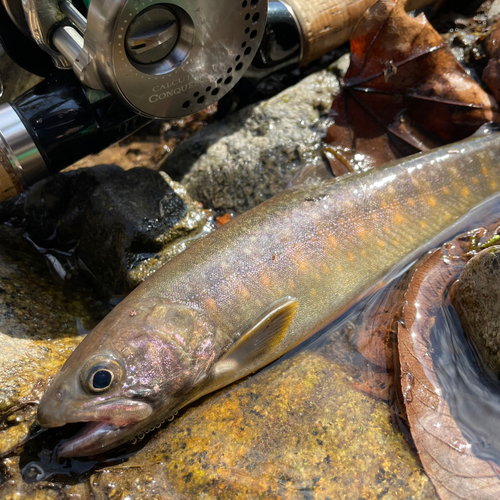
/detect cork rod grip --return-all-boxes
[0,149,23,202]
[285,0,437,66]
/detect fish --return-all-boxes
[37,132,500,457]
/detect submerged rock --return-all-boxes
[0,224,101,460]
[161,56,349,214]
[4,166,210,297]
[452,245,500,375]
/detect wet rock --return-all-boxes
[489,0,500,22]
[68,108,217,172]
[161,56,349,214]
[15,166,210,296]
[87,329,435,499]
[0,224,101,459]
[452,245,500,375]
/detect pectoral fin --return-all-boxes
[213,297,299,380]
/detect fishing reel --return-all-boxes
[2,0,271,118]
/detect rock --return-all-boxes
[68,107,217,172]
[452,246,500,375]
[75,168,187,295]
[0,224,100,459]
[14,166,211,297]
[489,0,500,23]
[161,56,349,214]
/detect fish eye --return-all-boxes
[91,369,113,390]
[81,356,123,394]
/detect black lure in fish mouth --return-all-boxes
[57,421,124,458]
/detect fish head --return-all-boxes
[37,297,217,457]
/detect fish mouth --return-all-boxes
[38,398,155,458]
[38,398,153,429]
[57,421,135,458]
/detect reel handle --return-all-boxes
[287,0,438,66]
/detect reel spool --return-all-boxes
[74,0,268,118]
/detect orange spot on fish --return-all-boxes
[419,220,427,229]
[376,239,385,248]
[491,180,498,189]
[394,213,404,225]
[408,198,416,207]
[357,226,366,238]
[482,166,489,176]
[321,263,330,274]
[328,236,337,248]
[427,196,437,208]
[240,287,250,299]
[311,289,317,296]
[261,275,271,287]
[336,264,343,272]
[461,187,470,198]
[442,186,450,196]
[297,259,308,271]
[347,252,355,262]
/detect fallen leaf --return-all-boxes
[215,213,232,226]
[324,0,499,176]
[398,230,500,499]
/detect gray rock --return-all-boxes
[453,246,500,375]
[489,0,500,23]
[161,55,349,214]
[18,166,210,296]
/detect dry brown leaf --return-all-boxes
[324,0,499,176]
